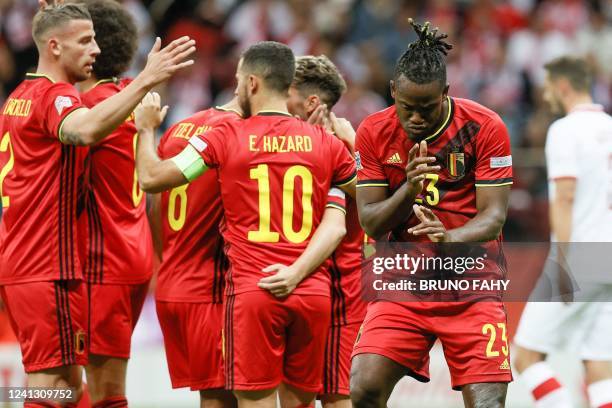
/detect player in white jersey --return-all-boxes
[513,57,612,408]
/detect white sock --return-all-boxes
[588,379,612,408]
[521,361,573,408]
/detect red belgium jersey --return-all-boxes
[79,78,153,284]
[329,198,367,326]
[356,97,513,243]
[0,74,87,284]
[156,107,241,303]
[191,112,356,296]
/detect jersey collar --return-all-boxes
[256,110,293,117]
[423,96,454,143]
[25,73,55,83]
[214,106,242,117]
[570,103,604,113]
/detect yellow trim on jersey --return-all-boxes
[215,106,242,117]
[424,96,452,141]
[475,182,513,187]
[356,182,389,188]
[334,174,357,187]
[58,107,87,144]
[326,203,347,215]
[26,73,56,83]
[256,110,292,116]
[92,78,117,88]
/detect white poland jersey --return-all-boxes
[545,103,612,242]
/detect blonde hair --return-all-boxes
[32,4,91,48]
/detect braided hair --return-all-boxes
[394,19,453,85]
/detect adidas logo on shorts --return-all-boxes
[499,358,510,370]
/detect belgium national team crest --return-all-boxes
[447,149,465,179]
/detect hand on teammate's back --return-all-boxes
[134,92,168,132]
[137,36,196,89]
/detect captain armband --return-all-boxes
[170,144,208,182]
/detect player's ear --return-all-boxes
[390,80,396,99]
[248,74,258,95]
[48,37,61,57]
[306,95,320,113]
[443,83,449,97]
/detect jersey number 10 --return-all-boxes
[248,164,313,244]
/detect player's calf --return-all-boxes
[233,388,277,408]
[461,383,507,408]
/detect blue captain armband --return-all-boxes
[170,144,208,182]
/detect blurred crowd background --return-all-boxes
[0,0,610,241]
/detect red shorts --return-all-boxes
[0,280,88,372]
[321,321,361,396]
[352,301,513,389]
[87,281,149,358]
[224,291,330,392]
[156,300,224,390]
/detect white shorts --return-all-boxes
[514,285,612,360]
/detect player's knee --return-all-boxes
[512,346,546,373]
[350,372,384,408]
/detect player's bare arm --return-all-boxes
[134,92,190,193]
[258,205,347,298]
[60,36,195,146]
[148,193,163,261]
[357,141,440,239]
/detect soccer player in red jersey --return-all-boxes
[155,100,242,408]
[0,3,194,404]
[134,41,356,408]
[287,55,367,408]
[351,21,513,407]
[76,1,152,406]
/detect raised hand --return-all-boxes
[306,103,330,130]
[405,141,439,197]
[329,112,355,153]
[408,204,447,242]
[138,36,196,89]
[134,92,168,132]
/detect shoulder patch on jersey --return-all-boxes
[188,135,208,152]
[490,155,512,168]
[355,151,363,170]
[54,96,73,115]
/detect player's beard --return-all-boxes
[239,93,252,118]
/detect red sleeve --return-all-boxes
[41,82,85,140]
[188,121,233,168]
[329,133,357,187]
[355,120,388,187]
[326,187,347,213]
[474,115,513,187]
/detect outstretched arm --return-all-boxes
[60,37,195,146]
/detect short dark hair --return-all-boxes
[241,41,295,94]
[32,3,91,48]
[394,19,453,86]
[544,56,592,92]
[293,55,346,108]
[78,0,137,78]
